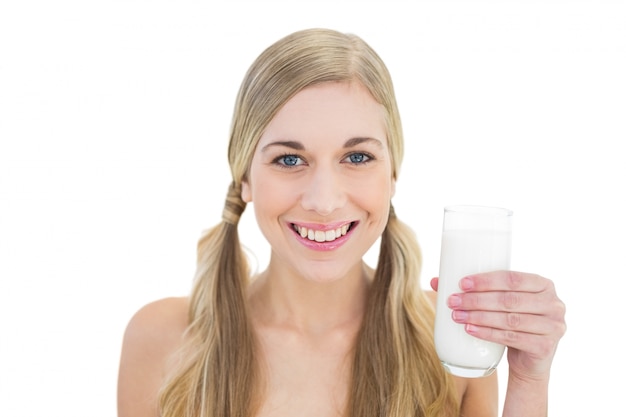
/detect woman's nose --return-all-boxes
[299,167,347,216]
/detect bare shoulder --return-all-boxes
[423,290,498,416]
[123,297,189,344]
[459,372,499,416]
[425,289,437,306]
[118,297,189,417]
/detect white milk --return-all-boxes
[434,228,511,377]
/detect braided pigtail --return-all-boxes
[159,182,259,417]
[348,205,459,417]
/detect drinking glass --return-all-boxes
[434,205,513,378]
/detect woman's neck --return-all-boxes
[247,260,373,336]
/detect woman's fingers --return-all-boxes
[464,321,562,361]
[459,270,549,293]
[448,270,567,364]
[447,288,561,315]
[450,270,565,318]
[451,309,548,335]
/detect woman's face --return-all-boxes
[242,81,395,283]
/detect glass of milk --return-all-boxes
[434,205,513,378]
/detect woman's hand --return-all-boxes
[430,271,566,382]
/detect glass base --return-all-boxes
[441,361,498,378]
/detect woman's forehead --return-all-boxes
[257,81,387,149]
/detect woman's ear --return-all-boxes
[241,179,252,203]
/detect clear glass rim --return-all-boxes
[444,205,513,217]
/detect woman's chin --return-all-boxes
[294,261,364,285]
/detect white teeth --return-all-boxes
[293,223,352,243]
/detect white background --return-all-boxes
[1,1,624,415]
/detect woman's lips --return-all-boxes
[291,222,354,242]
[290,221,357,250]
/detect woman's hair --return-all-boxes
[158,28,459,417]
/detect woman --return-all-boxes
[117,28,566,417]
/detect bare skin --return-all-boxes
[118,269,565,417]
[245,261,370,417]
[117,297,188,417]
[117,276,498,417]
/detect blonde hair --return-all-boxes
[159,28,459,417]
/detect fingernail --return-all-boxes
[466,324,479,334]
[452,310,468,322]
[448,294,462,308]
[460,277,474,291]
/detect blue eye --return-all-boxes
[283,155,299,166]
[347,152,371,164]
[276,154,302,167]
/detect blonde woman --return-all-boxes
[117,28,566,417]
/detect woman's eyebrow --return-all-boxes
[344,137,384,149]
[260,140,305,152]
[260,137,383,152]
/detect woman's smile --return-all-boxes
[290,221,358,250]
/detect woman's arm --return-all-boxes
[501,372,550,417]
